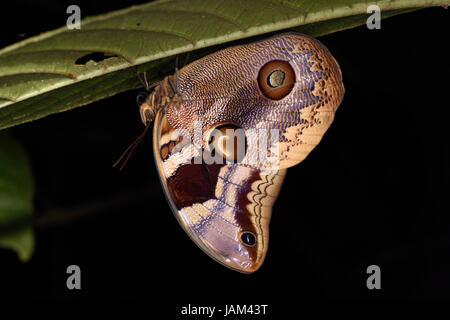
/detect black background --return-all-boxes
[0,0,449,304]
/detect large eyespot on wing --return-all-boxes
[258,60,295,100]
[153,110,286,273]
[206,123,247,164]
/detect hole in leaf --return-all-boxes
[75,52,118,65]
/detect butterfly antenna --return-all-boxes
[113,121,152,171]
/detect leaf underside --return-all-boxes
[0,0,447,130]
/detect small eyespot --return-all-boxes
[240,231,256,247]
[258,60,295,100]
[208,124,247,163]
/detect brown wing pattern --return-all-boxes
[150,33,344,272]
[153,109,286,272]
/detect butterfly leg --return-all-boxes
[136,69,151,91]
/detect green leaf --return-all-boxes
[0,132,34,261]
[0,0,447,130]
[294,7,419,37]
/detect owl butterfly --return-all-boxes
[138,32,344,273]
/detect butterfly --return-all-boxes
[122,32,344,273]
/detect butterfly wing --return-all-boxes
[168,32,344,170]
[153,110,286,273]
[153,32,344,273]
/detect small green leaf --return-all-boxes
[0,0,447,129]
[0,132,34,261]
